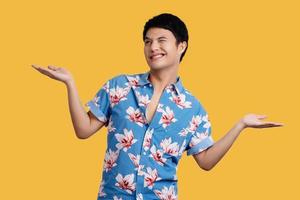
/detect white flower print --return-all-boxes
[125,75,140,88]
[98,180,106,197]
[187,114,202,132]
[86,101,107,122]
[150,145,167,166]
[128,153,140,170]
[169,93,192,109]
[142,128,154,151]
[160,138,179,156]
[110,86,129,107]
[113,196,122,200]
[103,149,119,172]
[154,185,177,200]
[189,131,209,147]
[115,173,136,194]
[92,95,100,107]
[143,167,162,189]
[126,106,146,127]
[157,106,177,128]
[137,193,144,200]
[103,80,110,93]
[178,128,189,137]
[136,91,151,107]
[173,174,178,180]
[137,164,145,176]
[107,116,116,133]
[178,139,186,156]
[202,114,211,129]
[165,85,176,93]
[115,129,137,152]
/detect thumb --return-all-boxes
[257,114,267,119]
[48,65,58,70]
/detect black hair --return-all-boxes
[143,13,189,62]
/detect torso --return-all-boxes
[145,88,163,124]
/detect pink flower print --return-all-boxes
[115,129,137,151]
[110,86,129,107]
[169,93,192,109]
[126,75,140,88]
[157,106,177,128]
[115,173,136,194]
[142,128,154,151]
[150,145,167,166]
[126,106,146,127]
[154,185,177,200]
[160,138,179,156]
[143,167,162,189]
[103,149,119,172]
[188,115,202,132]
[128,153,140,170]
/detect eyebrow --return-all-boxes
[144,36,168,40]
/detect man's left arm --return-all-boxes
[193,114,284,171]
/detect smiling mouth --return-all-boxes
[150,54,165,61]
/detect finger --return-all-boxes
[32,64,41,69]
[48,65,58,70]
[257,114,267,120]
[34,66,56,77]
[262,122,284,127]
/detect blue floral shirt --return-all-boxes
[85,71,215,200]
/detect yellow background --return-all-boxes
[1,0,299,199]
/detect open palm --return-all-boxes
[31,64,73,84]
[241,114,284,128]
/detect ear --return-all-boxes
[179,41,187,53]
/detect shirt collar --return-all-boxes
[138,70,184,95]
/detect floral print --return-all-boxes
[85,71,214,200]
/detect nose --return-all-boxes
[150,40,160,52]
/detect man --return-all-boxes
[32,13,283,200]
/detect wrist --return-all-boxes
[65,79,75,87]
[237,119,247,130]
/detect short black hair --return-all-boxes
[143,13,189,62]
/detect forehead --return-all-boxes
[145,27,175,40]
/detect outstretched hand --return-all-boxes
[240,114,284,129]
[31,64,74,84]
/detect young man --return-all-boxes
[32,13,283,200]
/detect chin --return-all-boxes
[148,62,169,70]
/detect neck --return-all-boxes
[148,66,179,91]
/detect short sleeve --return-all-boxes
[186,106,214,156]
[85,79,111,126]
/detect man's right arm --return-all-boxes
[66,80,105,139]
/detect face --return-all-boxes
[144,27,186,71]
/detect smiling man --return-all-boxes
[32,13,283,200]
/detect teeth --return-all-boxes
[151,54,164,59]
